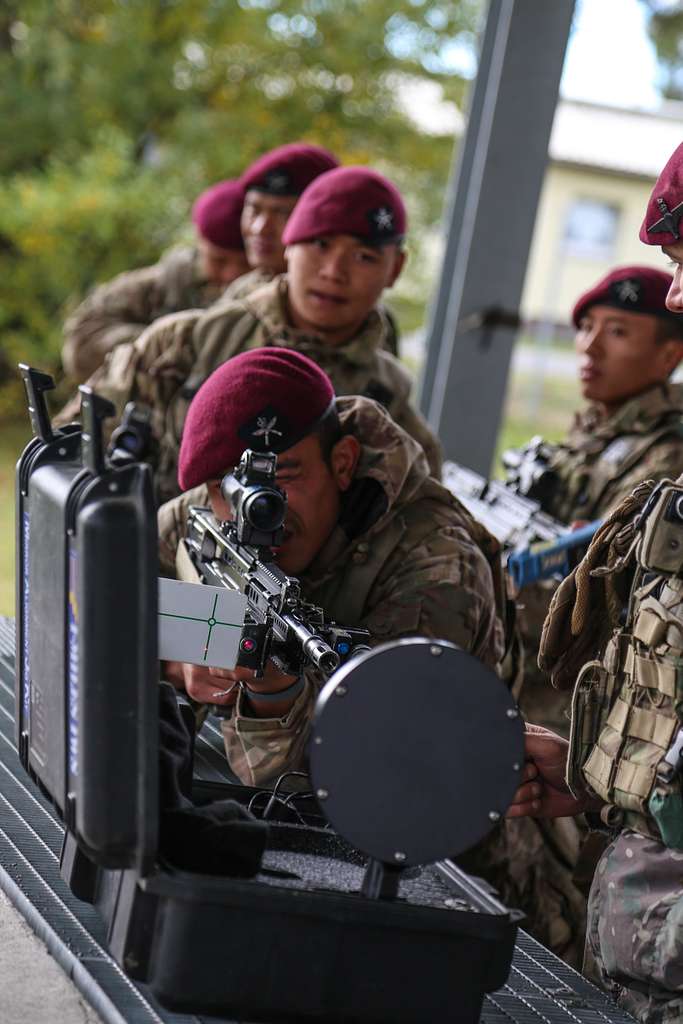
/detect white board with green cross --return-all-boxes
[158,578,247,670]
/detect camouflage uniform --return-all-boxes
[158,396,504,787]
[539,475,683,1010]
[520,381,683,735]
[510,385,683,971]
[61,276,439,505]
[62,246,224,383]
[220,267,274,303]
[586,831,683,1023]
[543,382,683,524]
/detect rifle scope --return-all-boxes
[221,450,286,547]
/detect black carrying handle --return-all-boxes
[79,386,115,477]
[19,364,55,443]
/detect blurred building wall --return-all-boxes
[521,98,683,327]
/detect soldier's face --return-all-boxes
[196,237,250,286]
[207,433,360,574]
[663,242,683,313]
[241,190,298,273]
[574,304,683,412]
[285,235,405,346]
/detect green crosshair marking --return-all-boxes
[159,592,243,661]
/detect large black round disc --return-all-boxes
[309,639,524,866]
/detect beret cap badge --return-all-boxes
[367,205,395,238]
[610,277,642,304]
[238,405,289,450]
[647,197,683,241]
[261,167,293,195]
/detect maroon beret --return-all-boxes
[640,142,683,246]
[240,143,339,197]
[191,180,245,250]
[282,165,407,246]
[571,266,676,327]
[178,349,335,490]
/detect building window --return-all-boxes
[562,198,619,258]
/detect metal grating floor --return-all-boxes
[0,618,635,1023]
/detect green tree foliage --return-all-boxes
[0,0,479,415]
[642,1,683,100]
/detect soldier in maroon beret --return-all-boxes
[59,165,440,506]
[158,348,506,785]
[62,179,249,383]
[503,140,683,1022]
[225,142,340,299]
[508,264,683,531]
[503,261,683,968]
[227,155,402,357]
[280,165,406,346]
[190,179,249,286]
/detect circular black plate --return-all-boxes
[309,639,524,866]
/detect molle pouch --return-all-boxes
[16,372,158,872]
[638,483,683,576]
[567,657,614,800]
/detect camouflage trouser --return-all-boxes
[460,815,589,969]
[586,830,683,1023]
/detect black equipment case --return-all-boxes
[15,367,523,1023]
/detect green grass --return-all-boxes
[0,366,582,616]
[0,424,31,615]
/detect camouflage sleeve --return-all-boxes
[598,436,683,517]
[62,262,170,383]
[391,399,443,478]
[54,309,203,433]
[362,513,503,669]
[586,830,683,1019]
[221,508,503,788]
[221,678,319,787]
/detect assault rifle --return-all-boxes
[442,460,600,588]
[182,449,370,679]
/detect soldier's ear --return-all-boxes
[330,435,361,491]
[659,337,683,377]
[386,247,406,287]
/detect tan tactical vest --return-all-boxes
[568,482,683,848]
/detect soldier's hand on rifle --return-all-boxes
[179,663,244,707]
[175,658,300,718]
[506,724,600,819]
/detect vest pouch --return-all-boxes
[648,784,683,849]
[567,659,612,799]
[638,484,683,576]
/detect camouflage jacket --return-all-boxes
[158,397,504,787]
[220,267,274,302]
[544,382,683,523]
[62,246,224,384]
[61,276,439,505]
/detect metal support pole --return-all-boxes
[419,0,575,475]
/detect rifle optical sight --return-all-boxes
[220,450,287,549]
